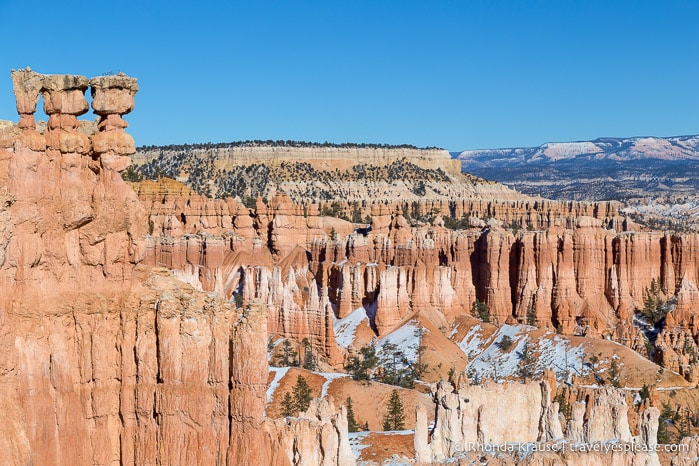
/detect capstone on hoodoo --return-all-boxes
[8,67,138,171]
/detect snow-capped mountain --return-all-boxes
[454,134,699,202]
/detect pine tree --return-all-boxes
[280,392,295,417]
[497,335,514,351]
[345,344,378,381]
[608,359,622,388]
[554,391,572,419]
[292,375,313,414]
[642,278,667,325]
[377,342,404,386]
[526,305,537,326]
[516,342,538,383]
[276,340,298,367]
[408,344,428,383]
[382,389,405,431]
[302,338,316,371]
[346,397,360,432]
[472,299,490,323]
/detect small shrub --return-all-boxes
[497,335,514,351]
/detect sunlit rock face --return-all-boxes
[0,69,354,466]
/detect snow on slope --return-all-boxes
[348,432,370,458]
[456,324,589,382]
[465,325,531,379]
[535,334,587,383]
[453,323,494,360]
[267,367,291,403]
[376,320,424,362]
[333,307,368,348]
[317,372,350,398]
[458,135,699,165]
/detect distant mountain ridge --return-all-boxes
[459,134,699,166]
[455,134,699,201]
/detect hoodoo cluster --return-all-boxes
[9,67,138,171]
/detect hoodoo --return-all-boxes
[0,69,352,465]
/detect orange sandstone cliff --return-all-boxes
[139,184,699,367]
[0,69,352,465]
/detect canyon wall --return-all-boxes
[135,178,625,236]
[4,68,699,464]
[139,186,699,358]
[0,69,352,465]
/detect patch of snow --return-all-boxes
[466,325,531,380]
[316,372,349,398]
[267,337,285,362]
[271,337,285,347]
[376,320,424,362]
[448,321,460,339]
[454,324,490,359]
[380,456,414,466]
[462,325,587,383]
[348,432,371,458]
[266,367,290,403]
[333,307,368,348]
[634,392,642,405]
[535,334,588,383]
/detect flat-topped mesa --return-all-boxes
[8,68,138,171]
[134,144,464,176]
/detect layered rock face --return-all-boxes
[425,379,560,460]
[416,379,662,465]
[0,69,353,466]
[133,144,465,175]
[265,399,355,466]
[130,139,632,232]
[140,186,699,363]
[137,179,626,239]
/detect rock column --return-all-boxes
[228,303,273,465]
[10,68,42,130]
[89,74,138,173]
[42,73,90,156]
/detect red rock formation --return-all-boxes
[265,399,355,466]
[138,183,699,352]
[229,302,273,465]
[0,69,352,465]
[419,379,663,465]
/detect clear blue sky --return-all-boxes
[0,0,697,151]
